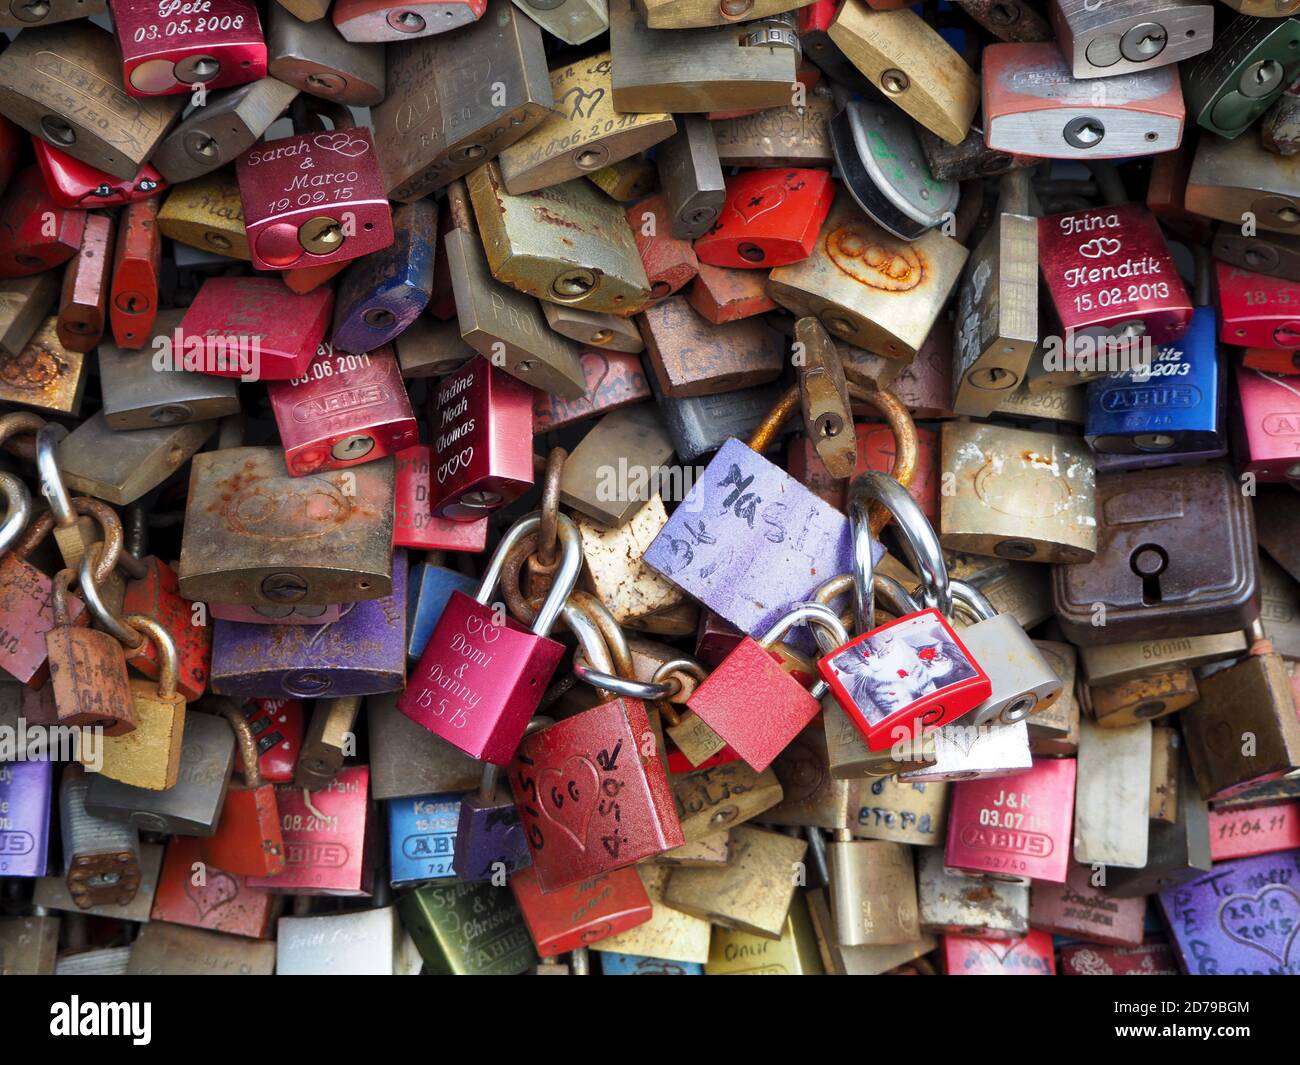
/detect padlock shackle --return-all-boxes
[50,568,75,627]
[218,699,264,788]
[535,447,566,568]
[0,473,32,557]
[572,660,674,701]
[949,580,997,624]
[0,411,44,449]
[123,614,180,698]
[475,512,582,638]
[811,571,922,646]
[761,601,847,699]
[35,423,74,528]
[77,547,145,650]
[847,470,950,627]
[651,658,706,700]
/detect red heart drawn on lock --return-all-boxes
[184,869,240,920]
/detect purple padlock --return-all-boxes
[451,760,532,883]
[1158,849,1300,975]
[0,759,53,877]
[210,550,408,699]
[643,438,876,647]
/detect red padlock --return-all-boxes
[531,352,651,434]
[119,555,212,702]
[694,168,834,269]
[241,697,306,784]
[1243,348,1300,375]
[626,195,700,302]
[33,139,165,209]
[200,700,286,877]
[56,212,114,353]
[428,356,534,522]
[1207,801,1300,862]
[332,0,487,42]
[236,128,393,272]
[510,865,652,954]
[0,167,87,279]
[510,695,684,892]
[109,0,267,96]
[686,263,778,324]
[177,276,333,380]
[787,422,940,520]
[392,445,489,552]
[686,604,847,773]
[267,344,418,476]
[943,930,1056,975]
[110,197,161,350]
[1234,364,1300,483]
[1218,262,1300,350]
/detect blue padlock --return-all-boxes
[1085,306,1225,467]
[387,792,461,887]
[406,560,479,663]
[598,953,704,976]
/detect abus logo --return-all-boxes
[290,384,388,423]
[1263,412,1300,436]
[1100,385,1199,411]
[960,825,1053,857]
[285,841,348,867]
[0,830,34,855]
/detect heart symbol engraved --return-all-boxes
[184,869,239,920]
[561,84,606,120]
[538,755,600,851]
[463,613,502,643]
[1205,720,1238,760]
[1218,886,1300,966]
[1078,237,1121,259]
[312,132,370,159]
[734,184,785,223]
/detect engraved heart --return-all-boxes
[561,84,606,121]
[312,132,371,159]
[1218,886,1300,966]
[734,184,785,223]
[538,755,600,851]
[1078,237,1121,259]
[184,869,239,920]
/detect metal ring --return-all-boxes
[35,423,73,526]
[949,579,996,624]
[77,548,143,648]
[572,658,676,700]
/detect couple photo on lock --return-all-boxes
[825,614,978,727]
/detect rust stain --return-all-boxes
[825,223,926,293]
[532,205,584,232]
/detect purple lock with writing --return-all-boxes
[0,759,53,877]
[451,770,531,884]
[210,551,408,699]
[1158,849,1300,975]
[643,438,877,646]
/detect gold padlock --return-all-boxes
[705,891,824,974]
[0,318,87,417]
[1086,667,1198,728]
[670,761,784,843]
[558,405,674,525]
[585,865,711,965]
[157,172,252,261]
[850,775,948,847]
[826,832,920,947]
[712,91,836,169]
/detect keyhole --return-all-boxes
[1130,543,1168,605]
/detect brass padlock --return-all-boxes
[157,172,252,261]
[1185,132,1300,235]
[588,156,658,202]
[1086,667,1198,728]
[939,420,1096,564]
[295,696,361,789]
[656,115,726,240]
[129,922,276,976]
[498,50,675,194]
[1078,631,1249,686]
[768,190,968,358]
[670,760,784,842]
[828,1,979,145]
[851,774,948,846]
[713,91,836,169]
[796,316,855,479]
[761,723,852,830]
[824,696,937,779]
[367,690,483,800]
[0,916,59,976]
[1073,717,1152,869]
[0,274,60,359]
[827,832,920,946]
[0,318,86,416]
[705,890,824,974]
[0,23,183,180]
[558,404,674,525]
[511,0,608,44]
[609,0,799,114]
[586,864,712,966]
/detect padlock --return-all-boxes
[639,296,784,398]
[918,124,1036,184]
[756,721,851,830]
[0,22,183,180]
[650,379,784,462]
[268,5,385,107]
[1107,751,1211,898]
[277,899,417,975]
[694,168,834,270]
[1216,224,1300,286]
[513,865,652,953]
[1186,125,1300,234]
[84,704,233,836]
[1150,723,1181,823]
[0,758,52,877]
[369,690,483,800]
[0,278,59,371]
[825,833,919,946]
[200,699,285,877]
[916,845,1029,936]
[0,914,59,976]
[0,0,105,26]
[820,473,992,751]
[634,0,810,28]
[399,514,580,763]
[0,168,86,279]
[393,447,488,554]
[1208,799,1300,861]
[1051,463,1260,645]
[296,696,362,789]
[394,316,476,379]
[830,100,958,241]
[557,404,673,527]
[371,0,554,201]
[951,0,1050,40]
[1183,622,1300,800]
[468,162,651,315]
[1260,553,1300,658]
[427,357,534,522]
[939,420,1096,564]
[388,791,459,885]
[399,880,536,974]
[575,496,685,626]
[156,171,251,260]
[542,304,644,353]
[32,140,165,209]
[1078,630,1250,686]
[670,760,783,842]
[1257,483,1300,583]
[1220,261,1300,350]
[1085,306,1224,460]
[768,190,969,358]
[1039,202,1192,351]
[443,180,587,398]
[1086,667,1198,728]
[0,318,86,416]
[898,718,1034,782]
[705,889,825,974]
[129,920,278,974]
[1058,938,1182,976]
[178,446,395,607]
[1049,0,1212,79]
[656,116,726,241]
[240,697,306,783]
[626,195,700,304]
[942,929,1055,975]
[149,77,300,185]
[713,89,835,169]
[851,774,946,846]
[109,0,266,95]
[588,156,658,203]
[332,0,487,40]
[609,3,799,114]
[687,603,846,772]
[499,51,673,195]
[982,43,1186,159]
[149,836,275,938]
[41,567,134,734]
[56,413,218,506]
[952,171,1038,415]
[1264,72,1300,156]
[1072,716,1152,868]
[1030,860,1147,946]
[450,727,546,882]
[247,764,373,893]
[237,124,393,272]
[332,202,435,355]
[210,549,407,697]
[792,321,856,482]
[588,865,711,966]
[59,764,142,910]
[55,212,113,353]
[825,695,938,779]
[1183,14,1300,140]
[1158,849,1300,975]
[108,198,161,351]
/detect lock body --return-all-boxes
[959,613,1063,727]
[0,555,88,688]
[371,1,554,201]
[575,496,685,626]
[109,197,161,350]
[1031,860,1146,946]
[57,413,217,505]
[369,690,483,800]
[656,115,726,240]
[827,838,919,946]
[388,792,460,885]
[0,0,106,26]
[333,0,487,41]
[151,839,274,937]
[1217,225,1300,283]
[0,760,52,877]
[399,881,535,974]
[1049,0,1212,80]
[942,929,1055,975]
[917,847,1029,937]
[1186,126,1300,234]
[452,785,529,881]
[543,303,645,352]
[670,761,782,842]
[1220,262,1300,349]
[559,404,675,525]
[512,865,652,953]
[1234,365,1300,482]
[696,169,833,270]
[110,0,266,96]
[0,317,87,416]
[267,5,386,107]
[90,679,186,791]
[45,624,135,734]
[1182,14,1300,139]
[59,767,143,908]
[851,773,947,846]
[1087,668,1197,728]
[899,719,1034,783]
[158,171,251,259]
[393,447,488,553]
[33,141,166,208]
[714,93,835,169]
[0,168,87,278]
[57,212,114,352]
[179,446,395,607]
[639,296,783,397]
[626,195,700,303]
